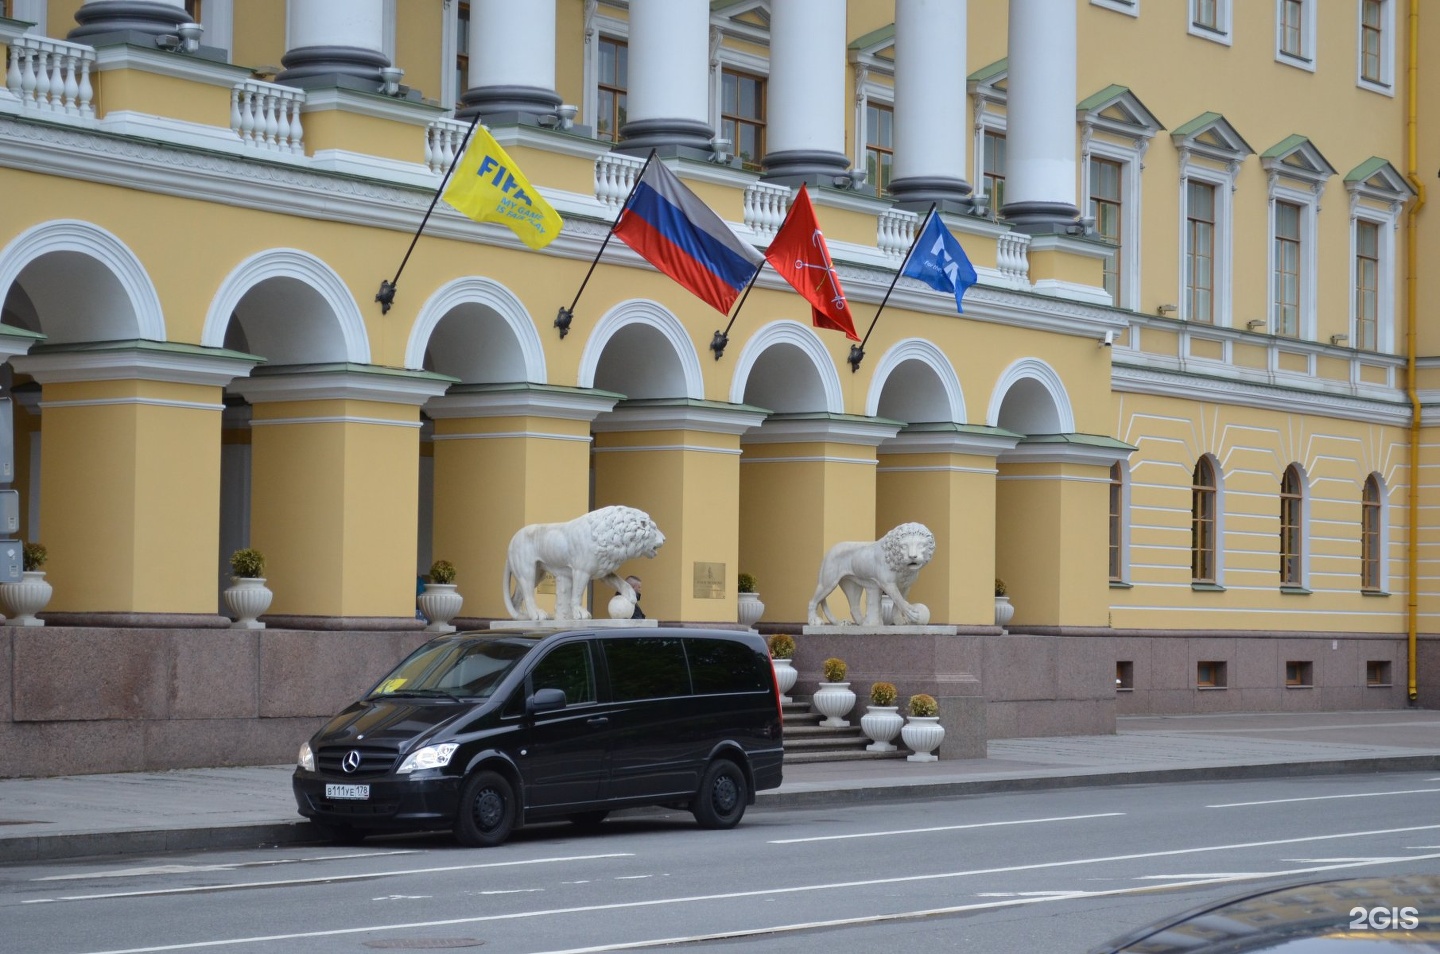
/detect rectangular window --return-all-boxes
[528,643,596,706]
[455,1,470,100]
[1195,0,1218,29]
[1091,158,1123,305]
[1196,661,1227,688]
[983,131,1007,215]
[1361,0,1384,83]
[865,102,894,196]
[1281,0,1305,56]
[1285,660,1313,687]
[1366,660,1392,686]
[1274,201,1302,337]
[603,637,691,701]
[722,69,767,172]
[1115,661,1134,691]
[1186,181,1216,323]
[596,36,628,143]
[1355,220,1380,350]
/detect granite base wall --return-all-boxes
[0,627,432,778]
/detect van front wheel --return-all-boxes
[692,759,747,830]
[455,770,516,847]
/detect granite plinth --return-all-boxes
[487,618,660,631]
[802,625,959,636]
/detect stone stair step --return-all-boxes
[783,749,909,764]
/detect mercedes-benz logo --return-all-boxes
[341,749,363,774]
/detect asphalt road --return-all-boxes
[4,771,1439,954]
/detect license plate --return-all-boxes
[325,784,370,800]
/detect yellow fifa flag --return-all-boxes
[442,125,564,250]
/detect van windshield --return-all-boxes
[367,637,537,700]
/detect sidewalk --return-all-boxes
[3,710,1438,864]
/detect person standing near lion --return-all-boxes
[502,506,665,621]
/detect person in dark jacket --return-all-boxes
[626,575,645,619]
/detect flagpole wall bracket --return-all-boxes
[554,307,574,339]
[709,330,729,360]
[847,344,865,373]
[375,280,397,315]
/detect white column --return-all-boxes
[1001,0,1080,233]
[890,0,972,209]
[762,0,849,183]
[460,0,560,122]
[69,0,187,41]
[619,0,712,155]
[278,0,389,88]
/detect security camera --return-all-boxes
[1100,330,1115,348]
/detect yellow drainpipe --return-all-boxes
[1406,0,1423,703]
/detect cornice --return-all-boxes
[234,364,455,406]
[12,340,258,386]
[591,399,769,435]
[425,383,622,421]
[1111,363,1411,426]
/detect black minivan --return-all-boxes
[292,627,784,847]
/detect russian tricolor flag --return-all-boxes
[613,158,764,315]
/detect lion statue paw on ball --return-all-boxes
[502,506,665,621]
[807,522,936,627]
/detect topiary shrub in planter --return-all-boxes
[419,559,464,633]
[224,548,272,630]
[902,693,944,761]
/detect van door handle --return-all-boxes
[587,716,609,727]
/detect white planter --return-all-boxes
[994,595,1015,631]
[418,582,464,633]
[771,657,797,703]
[224,576,273,630]
[811,681,855,728]
[902,715,945,761]
[860,705,904,752]
[737,591,765,628]
[1,571,52,626]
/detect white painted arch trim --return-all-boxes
[986,357,1076,431]
[407,275,547,383]
[728,319,844,414]
[202,248,370,363]
[577,298,704,400]
[865,337,965,422]
[0,219,166,341]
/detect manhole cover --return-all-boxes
[363,941,485,950]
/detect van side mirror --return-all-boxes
[527,687,567,714]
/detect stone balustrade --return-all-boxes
[426,116,472,175]
[743,181,791,237]
[5,35,95,121]
[594,151,645,210]
[878,207,918,258]
[230,79,305,155]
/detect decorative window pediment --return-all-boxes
[1171,112,1252,166]
[1344,156,1415,207]
[710,0,770,38]
[1260,134,1335,189]
[1077,85,1163,143]
[967,57,1008,108]
[848,23,895,72]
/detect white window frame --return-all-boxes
[1091,0,1139,16]
[441,0,464,110]
[1275,0,1316,72]
[1109,460,1132,585]
[709,31,771,146]
[1177,159,1236,328]
[582,4,629,139]
[848,32,894,192]
[1188,0,1232,45]
[10,0,46,31]
[1345,170,1407,354]
[968,64,1008,215]
[1078,89,1159,313]
[1363,472,1391,593]
[1193,453,1226,588]
[1357,0,1395,96]
[1279,462,1311,591]
[1267,185,1318,340]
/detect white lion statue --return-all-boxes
[502,505,665,621]
[807,522,936,626]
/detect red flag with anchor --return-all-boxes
[763,184,860,341]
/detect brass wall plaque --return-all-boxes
[693,562,725,599]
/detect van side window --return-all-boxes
[686,638,768,694]
[603,637,690,701]
[528,642,596,706]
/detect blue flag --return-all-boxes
[902,212,977,313]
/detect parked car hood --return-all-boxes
[316,697,473,750]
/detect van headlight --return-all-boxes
[298,741,316,772]
[397,743,458,775]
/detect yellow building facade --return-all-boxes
[0,0,1435,775]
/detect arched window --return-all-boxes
[1192,457,1218,583]
[1108,461,1127,583]
[1280,464,1305,586]
[1362,474,1384,590]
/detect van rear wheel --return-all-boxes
[454,770,516,847]
[692,759,747,830]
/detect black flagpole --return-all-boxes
[374,111,484,315]
[848,202,937,372]
[708,263,765,360]
[553,150,657,339]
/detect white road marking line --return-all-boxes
[974,891,1084,898]
[768,812,1126,844]
[20,853,632,904]
[64,832,1440,954]
[372,895,431,901]
[35,851,418,882]
[1135,873,1270,880]
[480,889,544,895]
[1209,788,1440,808]
[614,876,652,881]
